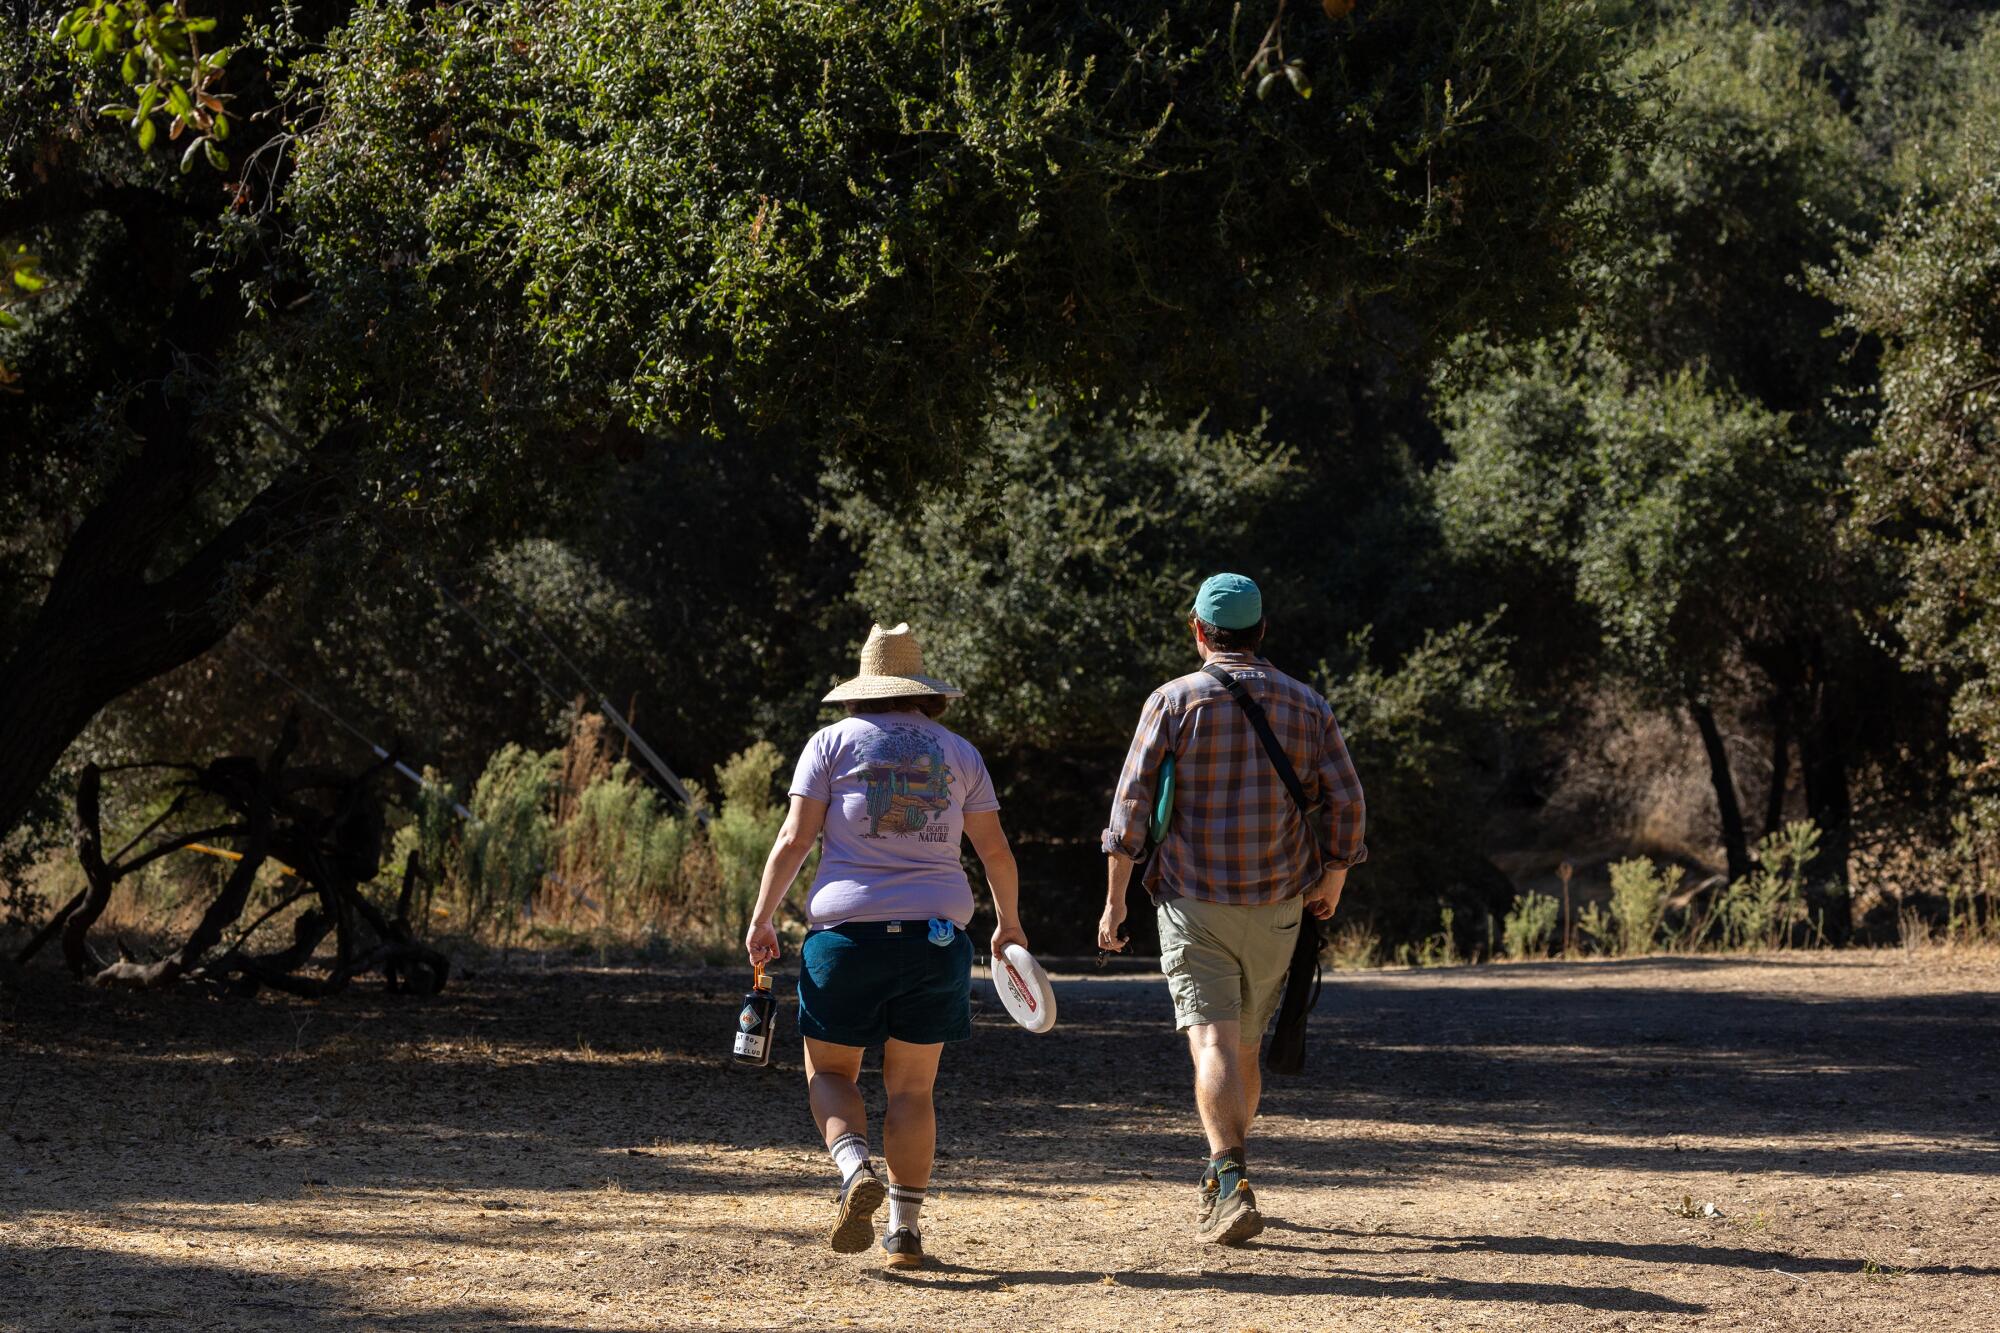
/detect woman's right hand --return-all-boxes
[991,919,1029,958]
[745,919,780,968]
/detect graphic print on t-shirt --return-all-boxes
[856,725,955,841]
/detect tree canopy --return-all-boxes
[9,1,2000,959]
[0,0,1635,857]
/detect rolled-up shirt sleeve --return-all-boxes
[1316,710,1368,869]
[1102,691,1173,859]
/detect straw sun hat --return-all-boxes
[822,623,964,703]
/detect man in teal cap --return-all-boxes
[1098,572,1367,1245]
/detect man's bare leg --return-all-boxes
[1240,1036,1263,1128]
[1187,1020,1248,1153]
[1187,1019,1265,1243]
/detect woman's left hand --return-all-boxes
[990,919,1029,957]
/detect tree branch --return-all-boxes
[110,824,254,878]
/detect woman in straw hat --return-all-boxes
[745,622,1027,1271]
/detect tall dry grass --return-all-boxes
[389,721,799,958]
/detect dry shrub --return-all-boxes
[1873,807,2000,947]
[556,761,698,928]
[674,829,725,936]
[378,723,801,954]
[1542,686,1769,870]
[1326,921,1382,970]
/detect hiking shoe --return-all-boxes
[1198,1178,1265,1246]
[828,1171,886,1254]
[1196,1172,1220,1228]
[882,1226,925,1270]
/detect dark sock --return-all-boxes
[1208,1146,1248,1197]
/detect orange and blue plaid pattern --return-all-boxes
[1102,653,1367,905]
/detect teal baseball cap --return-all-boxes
[1191,573,1263,630]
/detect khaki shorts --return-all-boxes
[1157,895,1304,1035]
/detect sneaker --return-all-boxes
[882,1225,925,1270]
[828,1170,886,1254]
[1196,1169,1219,1228]
[1198,1178,1265,1246]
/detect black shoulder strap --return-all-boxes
[1201,663,1327,863]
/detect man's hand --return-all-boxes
[1304,866,1348,921]
[1097,895,1129,952]
[745,919,780,968]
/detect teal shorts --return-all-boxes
[797,921,974,1047]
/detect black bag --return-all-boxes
[1201,663,1330,1076]
[1263,916,1326,1076]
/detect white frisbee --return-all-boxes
[991,943,1057,1034]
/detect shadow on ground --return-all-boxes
[4,952,1997,1324]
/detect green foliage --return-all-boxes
[1502,890,1562,959]
[286,0,1632,465]
[1318,616,1522,941]
[52,1,235,170]
[391,737,787,948]
[1575,900,1613,954]
[1438,337,1829,695]
[0,773,65,939]
[1396,906,1461,968]
[1584,14,1879,405]
[1430,8,1930,905]
[396,767,466,923]
[17,0,2000,965]
[459,745,560,932]
[839,404,1296,755]
[1826,171,2000,773]
[0,239,44,391]
[715,741,785,815]
[1607,854,1678,954]
[1856,6,2000,187]
[707,741,789,945]
[843,394,1523,943]
[558,760,698,924]
[0,0,1638,863]
[1934,807,2000,944]
[1708,820,1820,949]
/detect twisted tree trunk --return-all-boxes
[1687,691,1753,883]
[0,422,362,862]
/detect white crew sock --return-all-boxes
[887,1184,925,1236]
[829,1132,873,1185]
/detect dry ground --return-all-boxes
[3,949,1997,1331]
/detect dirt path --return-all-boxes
[3,951,1997,1331]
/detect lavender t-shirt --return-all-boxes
[789,714,1000,928]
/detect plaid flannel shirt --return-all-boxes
[1101,653,1366,905]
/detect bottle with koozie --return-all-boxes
[732,963,777,1067]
